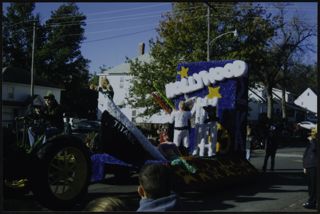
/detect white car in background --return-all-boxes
[297,121,317,130]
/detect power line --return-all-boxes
[3,3,171,27]
[211,2,317,11]
[83,28,155,43]
[55,3,171,18]
[4,3,316,29]
[7,11,316,36]
[64,23,158,37]
[45,5,205,27]
[49,10,165,25]
[48,14,163,27]
[41,4,319,27]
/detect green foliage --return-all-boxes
[3,3,90,90]
[88,73,99,89]
[38,3,90,89]
[2,3,41,69]
[128,2,277,116]
[286,63,317,95]
[3,3,93,119]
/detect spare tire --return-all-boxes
[30,135,91,210]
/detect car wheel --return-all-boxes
[30,136,91,210]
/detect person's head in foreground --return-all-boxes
[84,196,128,212]
[137,163,180,212]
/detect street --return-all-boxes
[3,145,317,212]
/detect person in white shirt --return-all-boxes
[191,97,208,156]
[170,101,192,154]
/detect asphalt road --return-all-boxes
[3,145,318,212]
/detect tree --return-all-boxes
[38,3,90,89]
[38,3,92,118]
[128,2,277,117]
[2,3,42,69]
[88,72,99,90]
[286,62,317,95]
[270,3,316,121]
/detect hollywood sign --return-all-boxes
[165,60,248,99]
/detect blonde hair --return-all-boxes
[101,77,110,89]
[84,197,128,212]
[178,101,186,110]
[310,127,317,139]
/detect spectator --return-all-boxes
[246,124,253,160]
[85,196,128,211]
[170,101,192,155]
[137,163,181,211]
[64,117,72,135]
[262,123,279,172]
[43,92,64,134]
[302,127,317,209]
[25,95,46,147]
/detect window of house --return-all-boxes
[132,110,136,117]
[8,86,14,99]
[307,92,310,96]
[120,77,124,89]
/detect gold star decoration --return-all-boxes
[178,66,189,79]
[207,86,222,99]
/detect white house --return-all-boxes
[294,88,317,114]
[98,51,152,122]
[248,83,310,122]
[98,43,171,124]
[2,67,63,127]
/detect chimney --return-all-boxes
[138,42,145,55]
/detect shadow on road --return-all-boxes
[178,170,307,211]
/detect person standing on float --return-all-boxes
[204,104,219,157]
[191,97,208,156]
[170,101,192,155]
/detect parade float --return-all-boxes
[3,60,258,211]
[93,59,258,191]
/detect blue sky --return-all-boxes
[3,2,317,75]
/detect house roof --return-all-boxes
[2,66,62,89]
[100,53,152,75]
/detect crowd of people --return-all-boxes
[25,92,65,147]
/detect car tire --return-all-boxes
[29,135,91,210]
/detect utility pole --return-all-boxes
[30,21,36,97]
[206,4,210,61]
